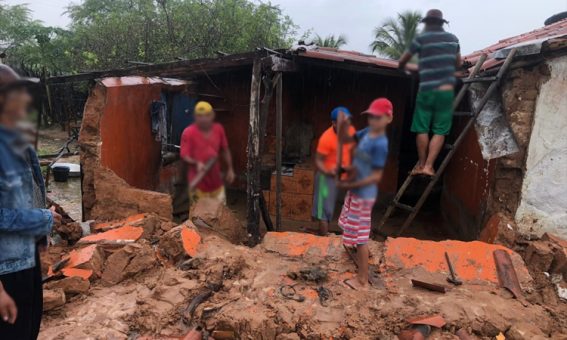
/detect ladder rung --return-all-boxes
[394,201,416,212]
[462,76,498,84]
[453,111,473,117]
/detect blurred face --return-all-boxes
[367,114,392,131]
[0,87,32,125]
[194,111,215,130]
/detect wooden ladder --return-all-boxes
[377,48,518,237]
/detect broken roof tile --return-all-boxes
[78,225,144,245]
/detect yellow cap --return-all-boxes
[194,101,214,116]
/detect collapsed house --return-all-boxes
[43,18,567,244]
[37,17,567,340]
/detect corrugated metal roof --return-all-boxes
[291,45,417,71]
[465,18,567,70]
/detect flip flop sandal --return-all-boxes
[279,284,305,302]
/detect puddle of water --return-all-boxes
[47,177,82,221]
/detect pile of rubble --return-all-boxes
[39,204,567,339]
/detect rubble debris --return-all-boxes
[43,289,66,311]
[93,213,148,232]
[158,222,201,262]
[407,314,447,328]
[479,213,517,248]
[384,237,531,285]
[494,249,526,305]
[78,225,144,245]
[93,213,162,239]
[524,240,555,273]
[39,228,566,339]
[45,276,90,296]
[541,232,567,276]
[286,266,328,283]
[210,330,235,340]
[398,324,431,340]
[411,279,447,293]
[455,328,475,340]
[191,198,246,244]
[53,222,84,245]
[101,242,156,286]
[262,231,342,258]
[184,327,204,340]
[506,322,547,340]
[48,244,105,280]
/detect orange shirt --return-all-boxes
[316,126,356,172]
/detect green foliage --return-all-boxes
[0,0,298,74]
[370,10,422,60]
[313,34,347,49]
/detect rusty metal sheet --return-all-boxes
[493,249,525,304]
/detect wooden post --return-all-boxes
[275,73,283,230]
[246,59,262,245]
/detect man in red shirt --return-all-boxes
[180,101,235,205]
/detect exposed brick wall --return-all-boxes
[79,83,173,221]
[488,63,551,217]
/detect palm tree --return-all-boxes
[370,11,422,59]
[313,34,348,49]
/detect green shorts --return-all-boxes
[411,90,454,136]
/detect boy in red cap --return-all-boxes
[336,98,393,290]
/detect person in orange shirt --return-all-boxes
[312,107,356,236]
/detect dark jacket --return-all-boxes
[0,125,52,275]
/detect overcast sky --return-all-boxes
[6,0,567,54]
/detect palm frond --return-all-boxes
[370,10,422,59]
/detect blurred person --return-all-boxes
[311,107,355,236]
[398,9,461,176]
[180,101,235,206]
[336,98,393,290]
[0,64,61,339]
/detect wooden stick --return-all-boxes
[275,73,283,231]
[188,156,217,191]
[246,59,262,245]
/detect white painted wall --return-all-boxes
[516,56,567,238]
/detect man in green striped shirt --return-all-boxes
[398,9,461,176]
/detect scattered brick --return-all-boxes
[101,242,156,286]
[78,225,144,245]
[45,276,90,296]
[159,222,201,262]
[524,241,554,273]
[479,213,517,248]
[43,289,66,311]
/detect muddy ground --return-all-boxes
[39,225,567,340]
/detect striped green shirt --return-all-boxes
[409,29,460,91]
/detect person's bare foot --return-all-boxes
[421,165,436,177]
[410,164,424,175]
[343,278,368,291]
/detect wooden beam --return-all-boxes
[246,58,262,245]
[275,73,283,230]
[46,52,259,84]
